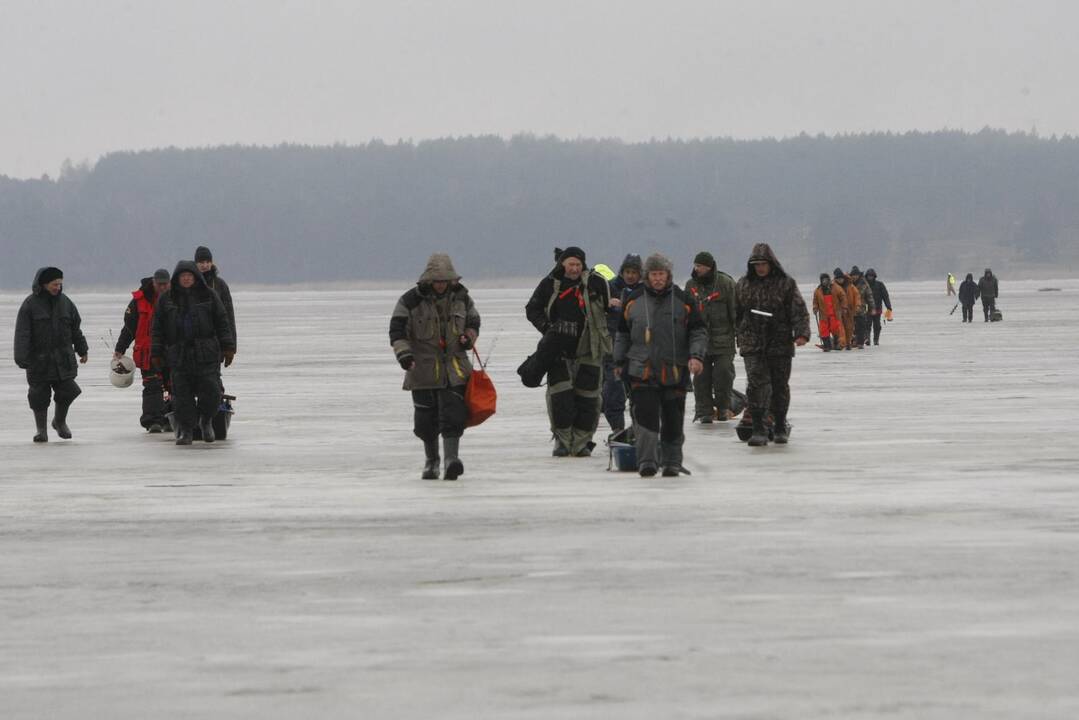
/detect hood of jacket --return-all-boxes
[744,243,787,280]
[170,260,210,294]
[32,267,64,295]
[418,253,462,284]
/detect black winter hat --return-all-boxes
[553,247,564,262]
[833,267,844,279]
[39,267,63,285]
[153,268,171,282]
[849,265,862,276]
[693,251,716,268]
[619,253,643,273]
[195,246,213,262]
[865,268,877,278]
[820,273,831,282]
[558,246,586,265]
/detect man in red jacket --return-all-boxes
[113,268,172,432]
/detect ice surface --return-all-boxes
[2,279,1078,718]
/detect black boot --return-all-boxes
[51,402,72,439]
[443,436,463,481]
[821,337,831,352]
[33,409,48,443]
[772,415,789,444]
[176,427,193,445]
[199,416,215,443]
[747,408,768,447]
[422,439,440,480]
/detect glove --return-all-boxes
[459,331,475,350]
[884,309,893,321]
[223,350,235,367]
[397,352,415,371]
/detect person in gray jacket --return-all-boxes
[613,253,707,477]
[389,254,481,480]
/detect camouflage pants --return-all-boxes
[692,353,735,418]
[743,354,792,422]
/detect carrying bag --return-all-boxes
[465,346,497,427]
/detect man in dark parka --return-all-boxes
[977,268,999,321]
[958,273,980,323]
[13,267,89,442]
[863,268,892,346]
[684,251,737,422]
[151,261,235,445]
[390,253,481,480]
[602,253,642,433]
[735,244,811,446]
[195,246,237,351]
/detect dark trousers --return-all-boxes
[601,356,627,431]
[692,353,735,417]
[140,369,168,428]
[981,297,996,320]
[412,385,467,441]
[28,378,81,411]
[853,315,869,347]
[631,383,688,469]
[962,303,974,322]
[869,313,883,344]
[547,358,602,453]
[171,371,222,431]
[744,354,792,421]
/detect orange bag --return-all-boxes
[465,347,497,427]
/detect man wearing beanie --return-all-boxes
[684,251,737,423]
[390,253,481,480]
[602,253,643,433]
[194,246,237,352]
[613,253,706,476]
[113,269,173,432]
[734,244,810,446]
[525,246,612,456]
[14,267,89,442]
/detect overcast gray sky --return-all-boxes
[2,0,1076,178]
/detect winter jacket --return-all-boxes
[13,267,89,383]
[978,272,999,300]
[866,279,891,313]
[851,276,875,315]
[606,275,641,336]
[389,280,480,391]
[525,266,611,362]
[734,244,811,357]
[151,261,235,376]
[614,282,707,387]
[959,277,980,305]
[684,263,737,354]
[812,282,847,320]
[202,264,237,350]
[115,277,159,370]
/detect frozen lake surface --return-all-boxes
[2,278,1078,718]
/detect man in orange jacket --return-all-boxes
[812,273,846,351]
[113,268,172,432]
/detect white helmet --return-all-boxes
[110,355,136,388]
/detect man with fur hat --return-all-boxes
[14,267,89,442]
[812,272,847,351]
[614,253,706,476]
[684,251,737,423]
[863,268,891,345]
[525,246,611,456]
[152,262,235,445]
[194,246,237,351]
[113,268,172,432]
[735,245,810,446]
[848,266,875,348]
[602,253,643,433]
[390,253,481,480]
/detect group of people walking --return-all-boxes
[812,266,893,351]
[957,269,1000,322]
[13,247,236,445]
[390,243,812,480]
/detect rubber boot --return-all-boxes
[421,438,440,479]
[772,414,789,444]
[443,436,463,481]
[636,426,659,476]
[199,416,215,443]
[176,427,193,445]
[821,336,832,352]
[33,409,48,443]
[661,442,684,476]
[747,408,769,447]
[51,401,72,439]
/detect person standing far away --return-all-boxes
[734,245,810,447]
[195,246,236,352]
[389,253,480,481]
[812,273,846,351]
[13,267,89,442]
[977,268,999,322]
[863,269,892,346]
[832,268,857,351]
[151,262,235,445]
[848,266,875,349]
[947,273,957,296]
[602,254,642,434]
[613,253,706,476]
[525,246,612,457]
[958,273,980,323]
[113,268,172,432]
[684,251,737,423]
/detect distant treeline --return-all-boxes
[2,130,1078,288]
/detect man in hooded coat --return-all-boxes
[525,247,611,457]
[151,261,235,445]
[863,268,892,346]
[390,253,481,480]
[735,244,810,446]
[958,273,980,322]
[13,267,89,442]
[977,268,999,321]
[114,268,172,432]
[683,251,737,422]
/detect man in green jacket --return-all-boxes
[684,252,737,423]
